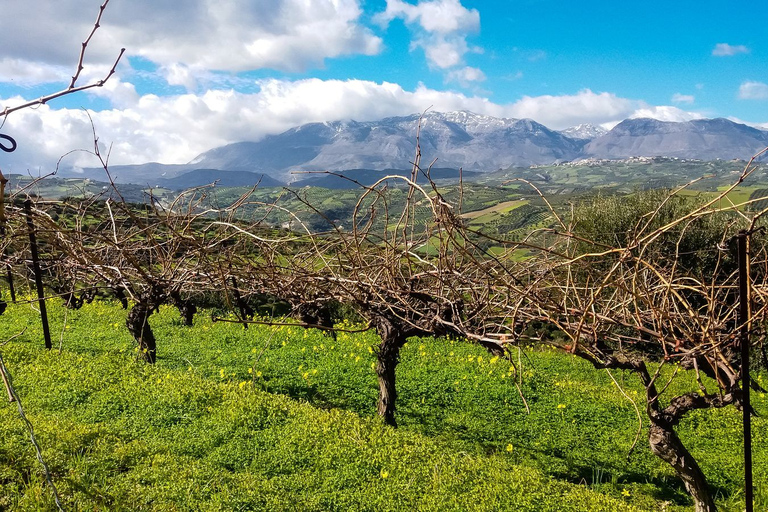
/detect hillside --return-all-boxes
[68,112,768,185]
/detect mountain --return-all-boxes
[73,162,193,184]
[558,124,607,141]
[584,118,768,160]
[157,169,283,190]
[70,113,768,188]
[186,111,584,181]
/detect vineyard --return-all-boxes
[1,2,766,511]
[1,301,765,511]
[1,146,768,511]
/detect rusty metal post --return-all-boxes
[0,169,14,302]
[737,230,753,512]
[24,199,52,350]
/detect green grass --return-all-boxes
[462,199,528,221]
[0,300,765,510]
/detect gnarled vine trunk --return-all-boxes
[171,291,197,326]
[579,352,727,512]
[374,316,408,427]
[648,420,716,512]
[126,302,157,363]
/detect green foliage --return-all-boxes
[0,301,765,510]
[484,158,767,196]
[573,189,745,275]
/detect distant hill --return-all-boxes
[289,168,482,189]
[68,111,768,187]
[584,118,768,160]
[157,169,283,190]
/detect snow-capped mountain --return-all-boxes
[558,124,608,141]
[583,118,768,160]
[187,111,584,182]
[74,112,768,186]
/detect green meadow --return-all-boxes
[0,300,765,511]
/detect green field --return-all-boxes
[0,300,764,511]
[9,158,768,240]
[461,199,528,222]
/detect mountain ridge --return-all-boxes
[70,111,768,187]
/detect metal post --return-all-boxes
[24,200,52,350]
[6,268,15,302]
[0,169,14,302]
[737,230,753,512]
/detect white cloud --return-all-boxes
[85,76,141,109]
[161,64,200,92]
[376,0,480,34]
[0,80,493,171]
[420,37,469,69]
[712,43,750,56]
[447,66,486,86]
[377,0,481,74]
[738,81,768,100]
[0,59,71,85]
[671,93,695,104]
[122,0,383,73]
[0,0,383,86]
[0,81,713,173]
[628,106,704,123]
[505,89,641,129]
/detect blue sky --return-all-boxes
[0,0,765,170]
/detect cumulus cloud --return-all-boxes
[376,0,480,33]
[420,38,469,69]
[0,0,383,86]
[127,0,382,72]
[0,80,492,171]
[505,89,641,129]
[0,59,71,85]
[671,93,695,104]
[377,0,481,73]
[738,81,768,100]
[0,81,710,173]
[712,43,750,56]
[161,64,201,92]
[447,66,486,86]
[628,106,704,123]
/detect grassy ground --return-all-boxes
[0,300,765,511]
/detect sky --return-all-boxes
[0,0,766,173]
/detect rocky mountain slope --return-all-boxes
[583,118,768,160]
[188,111,584,182]
[74,112,768,187]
